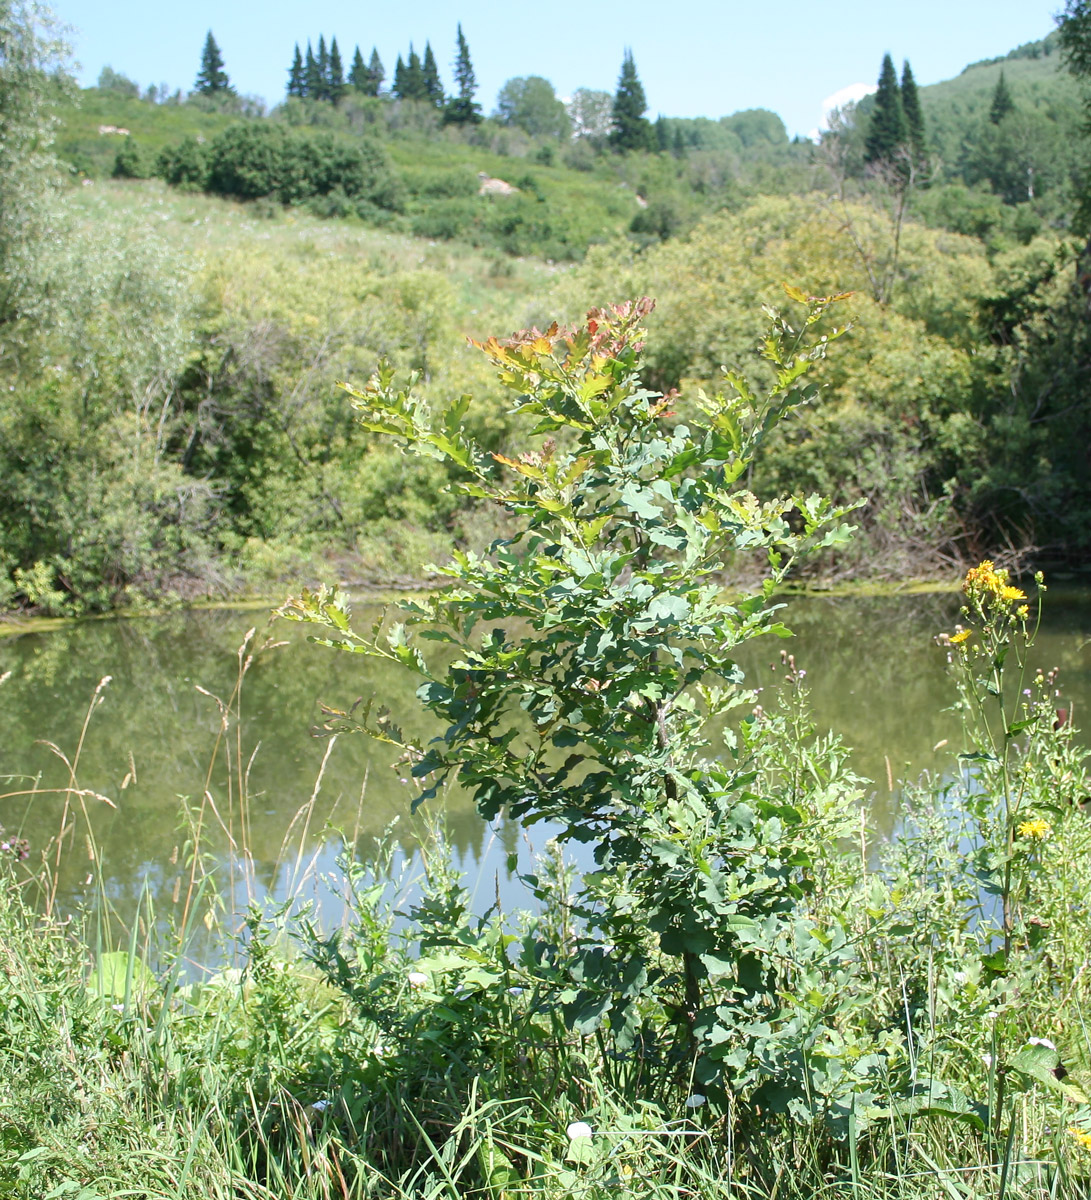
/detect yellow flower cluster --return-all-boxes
[962,560,1026,603]
[1069,1127,1091,1150]
[1017,818,1052,841]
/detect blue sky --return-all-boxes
[53,0,1062,138]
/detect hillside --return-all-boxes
[918,31,1079,168]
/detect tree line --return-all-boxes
[193,28,661,150]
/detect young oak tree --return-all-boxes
[282,290,882,1118]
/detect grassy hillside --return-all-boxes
[918,32,1080,167]
[55,87,240,178]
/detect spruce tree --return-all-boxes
[288,43,305,98]
[900,60,926,164]
[404,44,426,100]
[304,41,321,99]
[328,36,345,104]
[422,41,444,106]
[392,55,406,98]
[864,53,908,165]
[316,35,330,102]
[654,114,670,153]
[609,50,653,152]
[194,31,232,95]
[366,48,385,96]
[349,46,367,93]
[989,70,1016,124]
[444,24,481,123]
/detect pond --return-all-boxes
[2,585,1090,945]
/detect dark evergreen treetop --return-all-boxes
[402,45,427,100]
[349,46,367,93]
[422,41,444,106]
[989,70,1016,123]
[305,41,321,99]
[316,35,330,102]
[864,53,908,165]
[288,43,305,98]
[609,50,653,152]
[900,60,926,163]
[445,23,481,123]
[392,55,406,98]
[367,48,385,96]
[194,31,232,95]
[328,36,345,105]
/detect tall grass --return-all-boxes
[3,599,1091,1197]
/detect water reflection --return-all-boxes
[1,589,1088,938]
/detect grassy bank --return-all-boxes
[4,591,1091,1199]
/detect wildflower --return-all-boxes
[1000,586,1027,602]
[1028,1037,1057,1050]
[685,1094,706,1109]
[407,971,428,988]
[1017,605,1029,619]
[1070,1127,1091,1150]
[567,1121,593,1140]
[949,628,972,645]
[1017,818,1052,841]
[964,560,1000,594]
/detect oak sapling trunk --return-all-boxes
[283,288,884,1124]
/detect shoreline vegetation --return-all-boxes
[5,297,1091,1199]
[3,21,1091,617]
[9,9,1091,1198]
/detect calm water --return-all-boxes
[2,588,1090,939]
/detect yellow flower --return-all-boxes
[1000,585,1027,602]
[964,560,1000,594]
[1069,1127,1091,1150]
[949,628,972,645]
[1017,818,1052,841]
[1017,605,1029,619]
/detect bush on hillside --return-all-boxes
[164,122,406,212]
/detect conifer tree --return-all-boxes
[609,50,653,152]
[392,54,406,98]
[422,41,444,106]
[316,35,330,102]
[328,36,345,104]
[864,53,908,165]
[349,45,367,93]
[900,60,926,164]
[444,24,481,123]
[304,41,321,99]
[366,48,385,96]
[404,44,426,100]
[194,31,232,95]
[288,43,305,98]
[654,114,669,153]
[989,70,1016,124]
